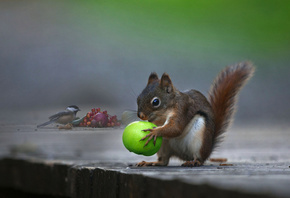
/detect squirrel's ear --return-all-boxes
[160,73,173,93]
[147,72,159,85]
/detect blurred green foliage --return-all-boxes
[74,0,290,66]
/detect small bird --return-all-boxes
[37,105,80,128]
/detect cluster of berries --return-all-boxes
[78,108,121,127]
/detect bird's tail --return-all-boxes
[37,120,54,128]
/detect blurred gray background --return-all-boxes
[0,0,289,125]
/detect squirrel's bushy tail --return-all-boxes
[209,61,255,148]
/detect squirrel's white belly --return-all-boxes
[169,115,205,161]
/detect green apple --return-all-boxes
[122,121,162,156]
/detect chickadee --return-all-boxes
[37,105,80,128]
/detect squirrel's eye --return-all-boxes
[151,97,161,108]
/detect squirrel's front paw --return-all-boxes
[140,128,159,147]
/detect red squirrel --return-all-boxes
[136,61,255,167]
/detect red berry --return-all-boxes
[111,117,117,123]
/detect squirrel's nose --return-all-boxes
[138,112,146,120]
